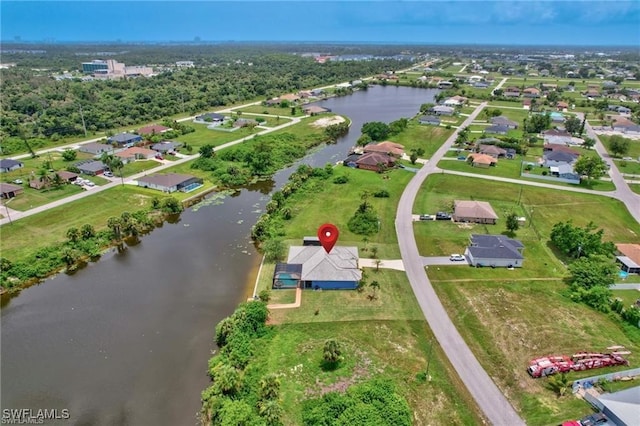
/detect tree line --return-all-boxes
[1,50,413,154]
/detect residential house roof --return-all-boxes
[454,200,499,220]
[467,153,497,166]
[356,152,396,167]
[287,245,362,282]
[443,95,467,106]
[523,87,541,95]
[137,173,198,188]
[484,124,510,134]
[363,141,404,157]
[490,116,519,128]
[196,112,225,121]
[468,234,524,260]
[616,244,640,266]
[478,144,507,156]
[79,142,112,153]
[543,144,581,155]
[596,385,640,426]
[544,151,579,164]
[151,141,180,152]
[56,171,78,181]
[0,159,23,169]
[138,124,171,135]
[476,137,501,144]
[109,132,141,143]
[430,105,455,114]
[302,105,329,114]
[418,115,440,124]
[0,182,23,194]
[76,160,106,173]
[556,101,569,109]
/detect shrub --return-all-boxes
[333,175,349,184]
[373,189,389,198]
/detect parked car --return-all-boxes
[449,254,466,261]
[419,214,435,221]
[12,179,23,184]
[579,413,608,426]
[103,171,114,178]
[435,212,451,220]
[85,181,95,187]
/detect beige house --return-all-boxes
[453,200,499,224]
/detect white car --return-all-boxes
[449,254,466,262]
[103,171,114,178]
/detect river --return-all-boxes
[0,85,438,425]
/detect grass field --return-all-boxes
[174,122,255,149]
[434,279,640,425]
[392,121,455,159]
[236,104,306,117]
[615,160,640,176]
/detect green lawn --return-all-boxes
[5,183,85,211]
[236,104,305,117]
[438,157,532,179]
[615,160,640,176]
[600,135,640,159]
[281,166,414,259]
[0,151,95,185]
[120,160,163,177]
[612,290,640,308]
[174,122,255,149]
[393,122,454,159]
[631,184,640,195]
[434,279,640,425]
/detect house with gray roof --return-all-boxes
[429,105,455,116]
[194,112,226,124]
[76,160,106,176]
[108,132,142,147]
[543,129,573,145]
[484,124,510,135]
[418,115,441,126]
[137,173,203,193]
[0,159,24,173]
[490,116,519,129]
[596,385,640,426]
[280,245,362,290]
[151,141,181,153]
[78,142,114,156]
[465,234,524,268]
[543,150,579,167]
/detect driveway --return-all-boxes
[421,256,469,266]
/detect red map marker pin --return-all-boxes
[317,223,339,254]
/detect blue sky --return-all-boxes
[2,1,640,45]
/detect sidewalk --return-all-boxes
[267,287,302,309]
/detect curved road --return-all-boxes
[396,101,525,425]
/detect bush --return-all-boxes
[333,175,349,184]
[373,189,389,198]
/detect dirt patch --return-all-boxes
[310,116,346,128]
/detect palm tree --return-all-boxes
[101,152,125,185]
[66,227,80,243]
[107,216,122,241]
[370,280,380,298]
[80,224,95,240]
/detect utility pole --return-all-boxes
[79,105,87,136]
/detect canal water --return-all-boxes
[0,85,438,425]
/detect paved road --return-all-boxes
[610,284,640,290]
[395,101,526,425]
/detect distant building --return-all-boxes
[0,159,24,173]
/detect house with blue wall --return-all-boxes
[273,245,362,290]
[108,132,142,147]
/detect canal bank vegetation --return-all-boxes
[414,174,640,423]
[0,192,183,291]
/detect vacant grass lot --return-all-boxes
[413,173,640,422]
[392,121,455,159]
[279,166,415,259]
[253,319,482,425]
[236,104,305,117]
[599,135,640,159]
[6,183,84,211]
[174,122,255,149]
[434,279,640,425]
[615,160,640,176]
